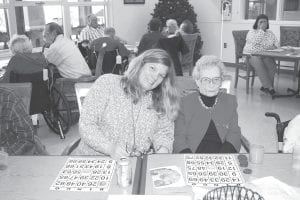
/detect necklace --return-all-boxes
[198,95,218,110]
[130,100,142,153]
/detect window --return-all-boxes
[282,0,300,20]
[0,0,108,51]
[0,8,9,50]
[245,0,277,20]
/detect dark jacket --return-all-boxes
[174,92,241,153]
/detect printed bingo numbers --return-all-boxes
[185,154,244,187]
[50,157,116,192]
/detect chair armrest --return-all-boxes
[241,134,250,153]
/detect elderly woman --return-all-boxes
[174,55,241,153]
[243,14,278,95]
[1,34,47,83]
[75,49,180,158]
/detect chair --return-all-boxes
[181,33,198,76]
[55,76,96,125]
[278,26,300,79]
[0,82,32,114]
[61,138,81,155]
[265,112,290,153]
[74,82,94,114]
[232,30,256,94]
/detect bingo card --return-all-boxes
[185,154,244,187]
[50,157,116,192]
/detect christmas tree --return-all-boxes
[151,0,199,33]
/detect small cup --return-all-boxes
[292,145,300,170]
[250,144,264,164]
[0,147,8,170]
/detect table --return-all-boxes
[0,156,141,200]
[252,48,300,99]
[141,154,300,197]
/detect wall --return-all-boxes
[110,0,300,63]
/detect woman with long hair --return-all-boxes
[75,49,180,158]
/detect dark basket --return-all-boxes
[203,185,264,200]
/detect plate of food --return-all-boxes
[150,166,186,188]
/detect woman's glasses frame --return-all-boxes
[199,77,222,85]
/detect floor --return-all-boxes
[37,67,300,155]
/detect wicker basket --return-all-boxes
[203,185,264,200]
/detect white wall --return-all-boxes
[110,0,300,63]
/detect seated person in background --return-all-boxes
[243,14,278,95]
[179,19,203,65]
[43,22,92,79]
[157,19,189,76]
[174,55,241,153]
[162,19,179,37]
[0,87,48,155]
[90,27,130,75]
[74,49,180,158]
[1,34,47,83]
[138,18,163,55]
[79,14,105,45]
[1,34,49,115]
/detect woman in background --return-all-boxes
[1,34,47,83]
[243,14,278,95]
[75,49,180,158]
[174,55,241,153]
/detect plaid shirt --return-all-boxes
[0,87,35,155]
[79,25,105,43]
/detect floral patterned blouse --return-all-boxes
[243,29,279,54]
[74,74,174,155]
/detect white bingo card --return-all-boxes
[184,154,244,187]
[50,157,116,192]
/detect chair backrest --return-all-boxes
[10,71,49,115]
[181,33,198,68]
[232,30,249,62]
[75,82,94,114]
[0,82,32,114]
[280,26,300,47]
[61,138,81,155]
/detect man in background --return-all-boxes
[43,22,91,78]
[138,18,163,55]
[0,87,47,155]
[79,14,105,44]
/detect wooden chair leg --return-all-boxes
[246,65,251,94]
[234,66,239,88]
[293,61,298,81]
[251,71,255,86]
[277,60,280,75]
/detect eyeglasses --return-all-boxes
[125,137,154,157]
[200,77,222,85]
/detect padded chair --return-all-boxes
[0,82,32,114]
[55,76,96,125]
[232,30,256,94]
[74,82,94,114]
[61,138,81,155]
[278,26,300,79]
[181,33,198,76]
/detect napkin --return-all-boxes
[245,176,300,200]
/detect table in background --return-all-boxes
[141,154,300,196]
[252,48,300,98]
[0,156,141,200]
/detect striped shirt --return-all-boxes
[0,87,35,155]
[79,25,105,43]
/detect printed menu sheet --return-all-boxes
[185,154,244,187]
[50,157,116,192]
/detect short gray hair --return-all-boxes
[166,19,178,29]
[9,34,33,55]
[192,55,226,80]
